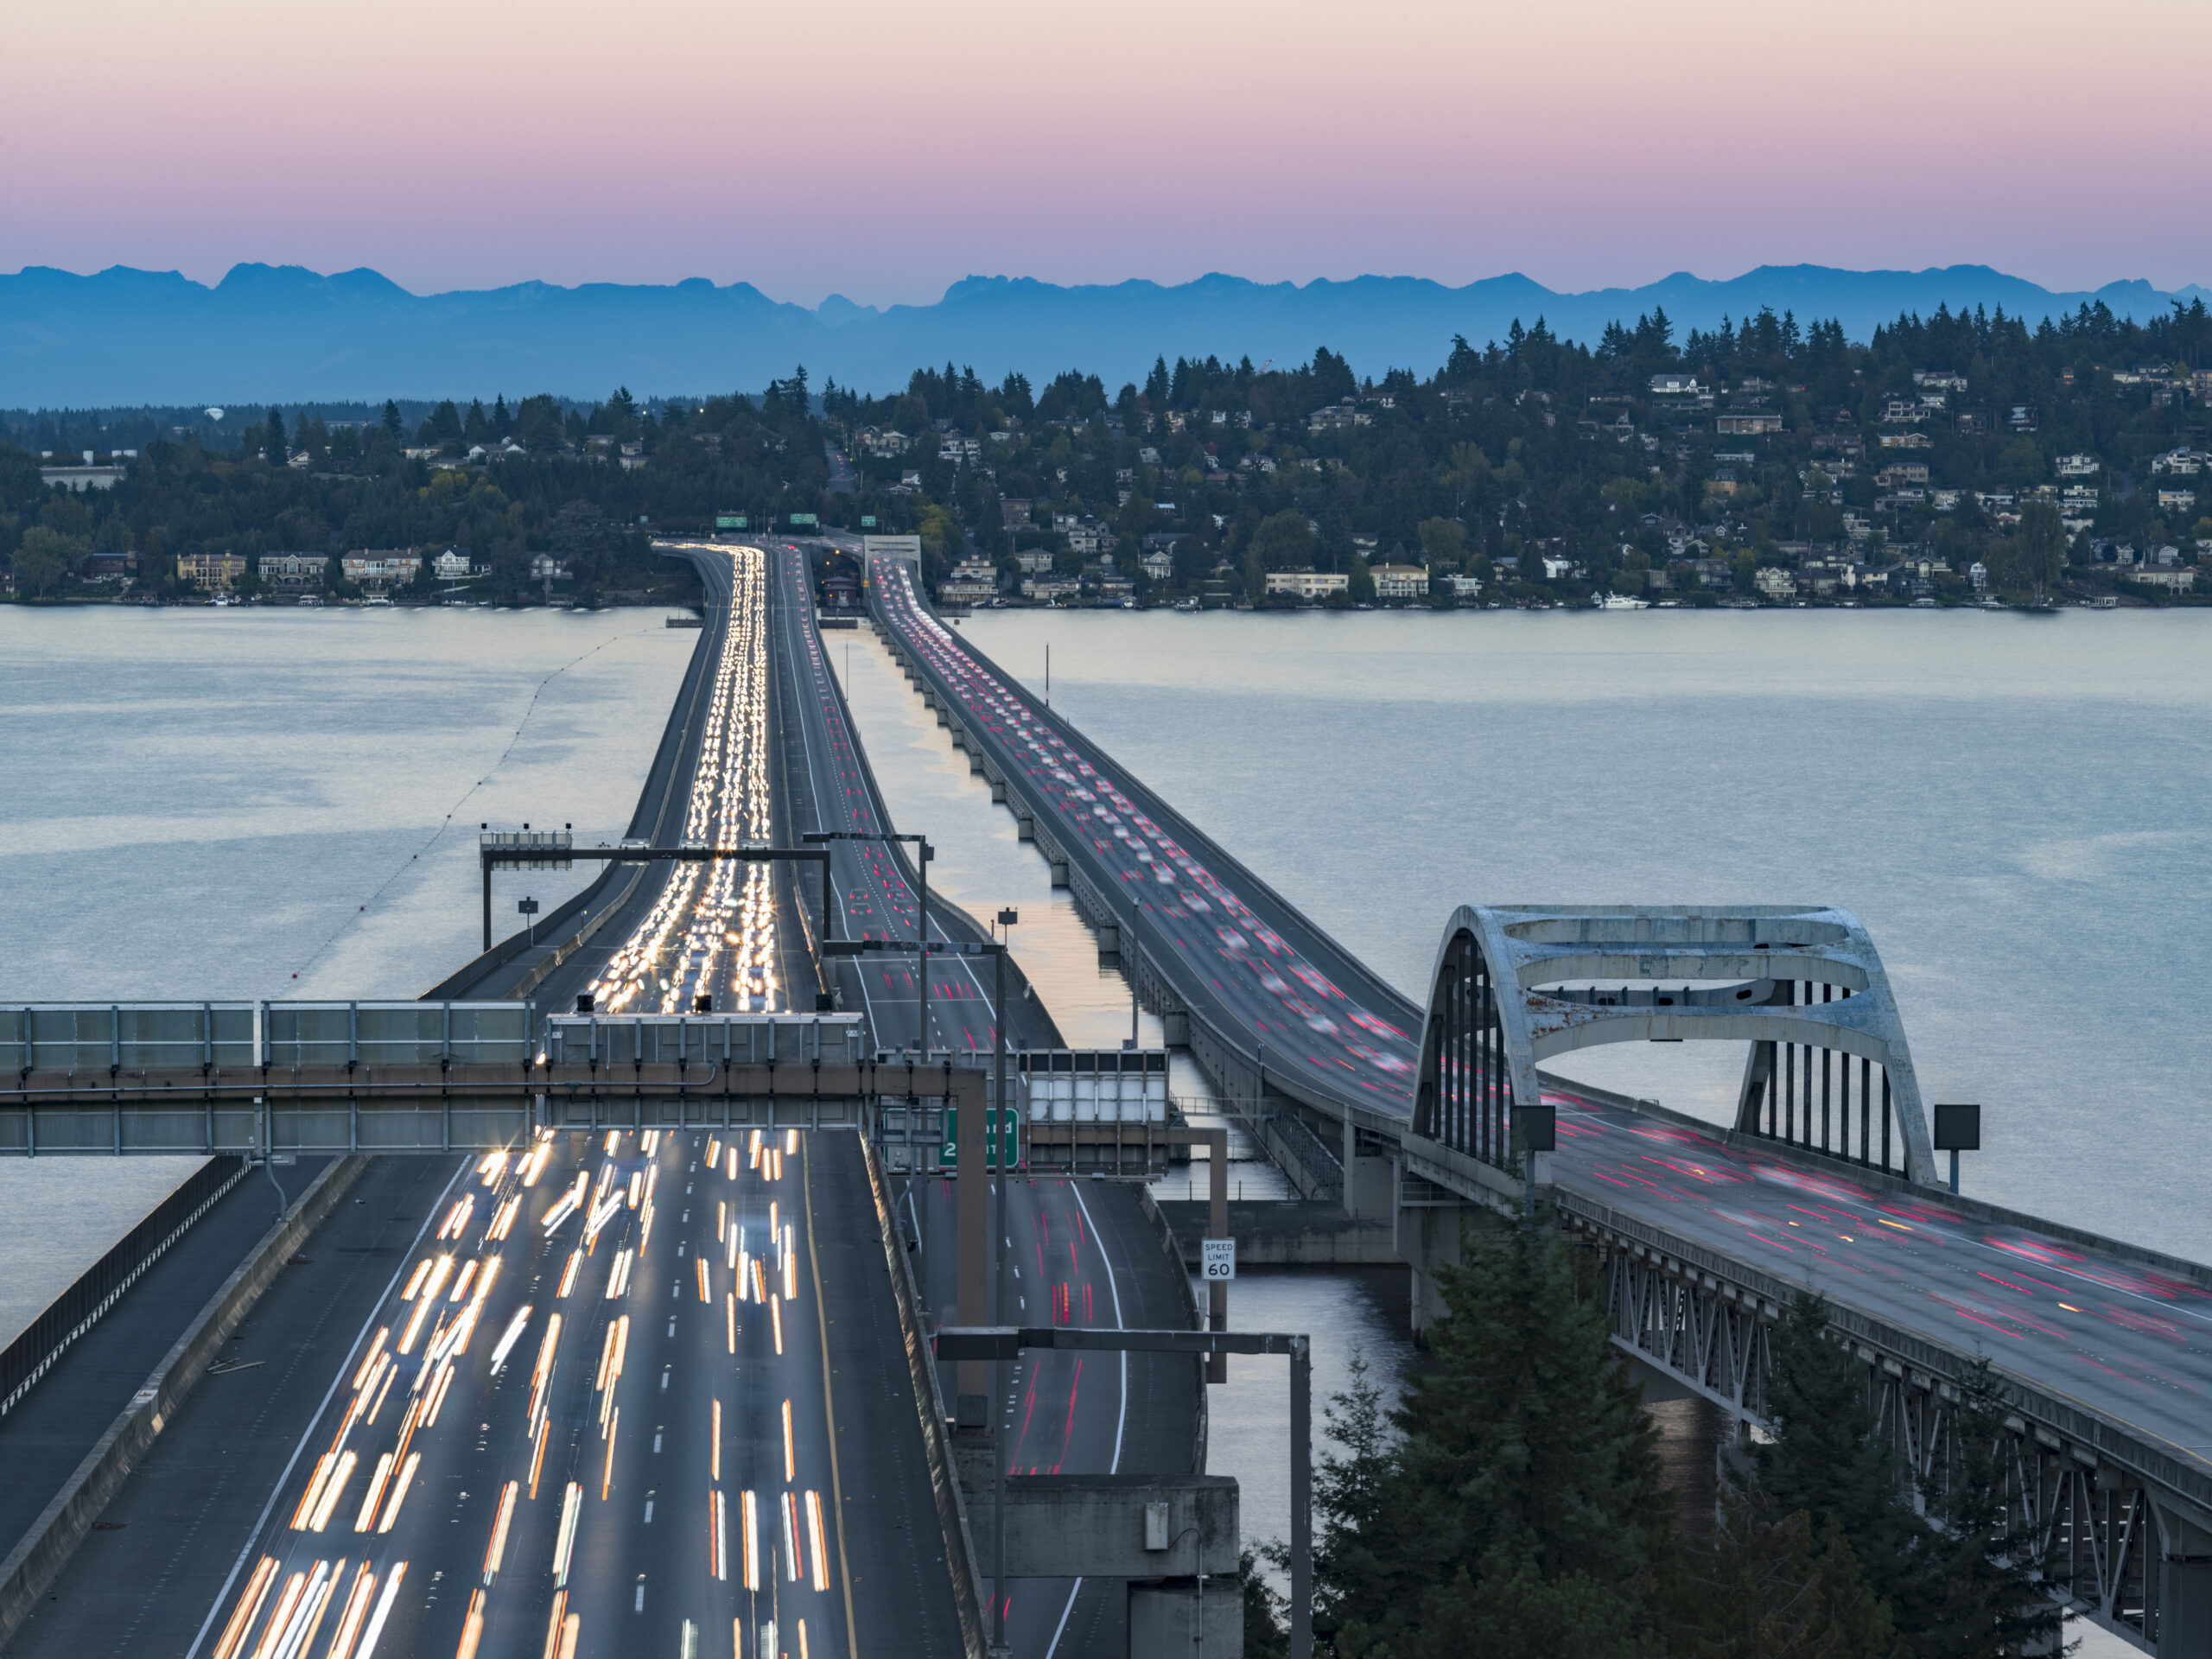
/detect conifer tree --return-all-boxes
[1321,1214,1669,1654]
[1760,1291,1904,1555]
[1912,1359,2068,1659]
[1664,1495,1891,1659]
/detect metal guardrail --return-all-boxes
[0,1154,248,1419]
[0,1002,535,1073]
[544,1013,865,1068]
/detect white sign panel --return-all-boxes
[1200,1237,1236,1281]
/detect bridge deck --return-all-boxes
[864,561,2212,1543]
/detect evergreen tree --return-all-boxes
[1913,1359,2068,1659]
[264,407,287,466]
[381,398,403,442]
[1760,1292,1902,1553]
[1236,1549,1289,1659]
[1262,1351,1395,1640]
[1664,1496,1891,1659]
[1325,1215,1669,1655]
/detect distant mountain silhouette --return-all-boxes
[3,262,2204,406]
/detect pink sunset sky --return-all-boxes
[2,0,2203,306]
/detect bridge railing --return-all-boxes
[544,1013,865,1068]
[1,1003,257,1073]
[265,1002,535,1067]
[0,1002,537,1073]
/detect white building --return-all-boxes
[1370,563,1429,599]
[1265,569,1349,601]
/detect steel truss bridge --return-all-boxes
[865,558,2212,1655]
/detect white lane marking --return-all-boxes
[1044,1179,1129,1659]
[185,1155,472,1659]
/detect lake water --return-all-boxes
[0,605,692,1339]
[962,606,2212,1264]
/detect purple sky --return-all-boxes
[3,0,2203,305]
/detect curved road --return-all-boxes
[865,556,2212,1524]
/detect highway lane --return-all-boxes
[1553,1091,2212,1473]
[866,558,1420,1114]
[781,547,1203,1653]
[769,544,1057,1056]
[584,545,787,1020]
[187,1127,953,1659]
[907,1170,1198,1658]
[866,558,2212,1504]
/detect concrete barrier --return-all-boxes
[858,1135,989,1659]
[0,1154,367,1651]
[1135,1182,1210,1475]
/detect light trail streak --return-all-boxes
[307,1452,356,1533]
[353,1561,404,1659]
[742,1490,760,1590]
[806,1491,830,1592]
[781,1399,794,1482]
[212,1556,277,1659]
[375,1452,420,1533]
[488,1306,532,1374]
[323,1564,376,1659]
[542,1173,587,1235]
[553,1483,583,1586]
[483,1481,518,1584]
[588,548,781,1014]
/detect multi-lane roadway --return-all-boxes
[186,1127,958,1659]
[770,545,1198,1655]
[863,554,2212,1506]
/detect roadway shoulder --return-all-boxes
[810,1134,969,1658]
[0,1156,459,1659]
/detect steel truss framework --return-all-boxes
[1583,1216,2200,1652]
[1411,905,1941,1187]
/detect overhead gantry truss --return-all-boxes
[1411,905,1939,1188]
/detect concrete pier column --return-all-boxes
[1397,1199,1484,1337]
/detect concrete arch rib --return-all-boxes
[1417,905,1939,1187]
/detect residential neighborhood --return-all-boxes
[7,303,2212,611]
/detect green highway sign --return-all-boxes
[941,1105,1021,1169]
[789,513,819,528]
[715,515,747,530]
[860,516,877,529]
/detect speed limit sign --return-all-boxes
[1201,1238,1236,1281]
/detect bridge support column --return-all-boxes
[2156,1501,2212,1659]
[1397,1198,1489,1338]
[1341,1121,1394,1222]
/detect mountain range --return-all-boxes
[3,263,2206,408]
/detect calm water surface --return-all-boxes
[965,607,2212,1263]
[0,606,692,1338]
